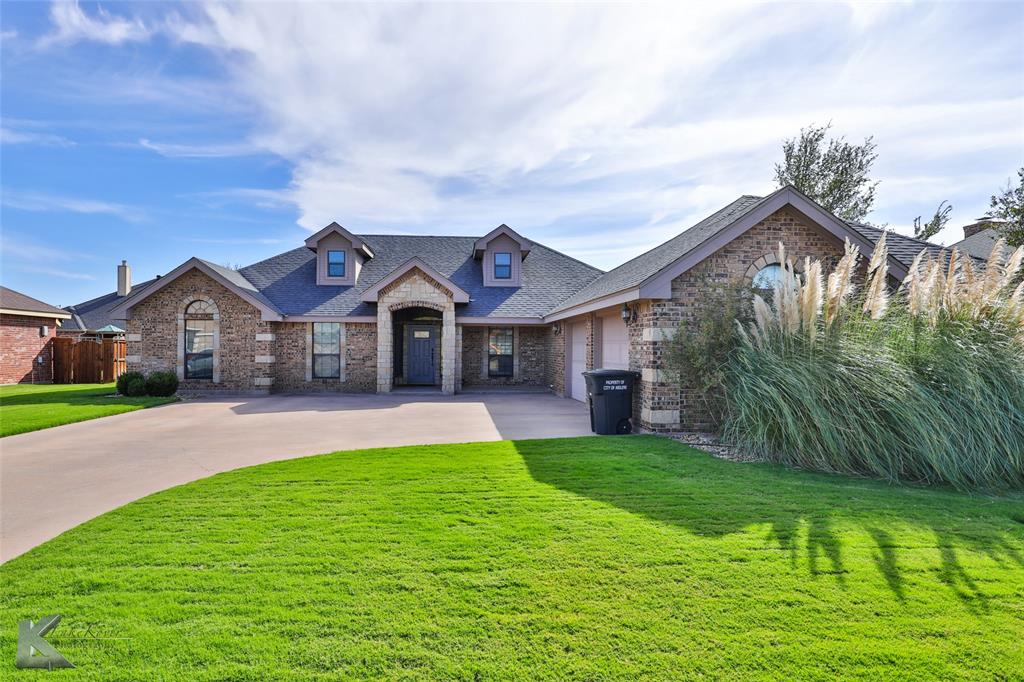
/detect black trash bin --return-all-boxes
[583,369,639,435]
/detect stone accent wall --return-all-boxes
[634,207,846,431]
[460,326,548,387]
[126,268,272,392]
[375,269,456,394]
[0,314,57,384]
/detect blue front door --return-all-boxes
[407,325,437,385]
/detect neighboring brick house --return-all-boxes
[84,185,940,431]
[0,286,71,384]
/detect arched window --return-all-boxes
[184,300,216,380]
[751,264,785,292]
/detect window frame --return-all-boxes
[493,252,512,280]
[312,322,342,379]
[327,250,347,278]
[183,300,215,381]
[487,327,514,378]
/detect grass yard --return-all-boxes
[0,383,177,437]
[1,436,1021,680]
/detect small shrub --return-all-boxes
[116,371,145,396]
[145,371,179,397]
[122,374,148,397]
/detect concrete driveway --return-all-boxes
[0,392,592,563]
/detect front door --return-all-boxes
[406,325,437,385]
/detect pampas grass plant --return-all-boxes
[724,235,1024,491]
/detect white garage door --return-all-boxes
[600,315,629,370]
[570,321,587,402]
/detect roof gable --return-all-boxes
[473,224,533,259]
[359,257,470,303]
[109,258,283,321]
[545,186,911,320]
[304,222,374,258]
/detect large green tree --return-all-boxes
[912,200,952,241]
[989,167,1024,247]
[774,123,879,221]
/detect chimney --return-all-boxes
[117,260,132,297]
[962,217,1002,240]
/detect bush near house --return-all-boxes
[116,370,179,397]
[723,236,1024,491]
[145,371,179,397]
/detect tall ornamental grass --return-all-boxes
[725,235,1024,491]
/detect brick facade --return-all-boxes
[0,314,58,384]
[547,325,566,396]
[121,208,842,413]
[635,207,846,431]
[461,326,549,387]
[126,269,273,392]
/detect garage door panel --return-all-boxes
[600,316,629,370]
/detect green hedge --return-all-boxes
[117,370,179,398]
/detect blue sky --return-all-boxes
[2,1,1022,306]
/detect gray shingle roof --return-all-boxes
[63,279,158,331]
[196,258,283,315]
[549,194,964,316]
[845,222,953,268]
[0,286,69,317]
[240,235,603,318]
[950,227,1000,261]
[548,195,767,314]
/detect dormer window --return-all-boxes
[474,224,532,288]
[305,221,374,286]
[328,250,346,278]
[494,252,512,280]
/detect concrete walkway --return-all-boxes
[0,392,592,563]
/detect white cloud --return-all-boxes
[1,126,74,147]
[39,0,149,47]
[0,236,87,263]
[32,1,1024,268]
[138,138,261,158]
[2,189,144,222]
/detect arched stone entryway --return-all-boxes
[374,270,457,394]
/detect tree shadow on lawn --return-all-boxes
[515,436,1024,610]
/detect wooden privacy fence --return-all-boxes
[53,337,127,384]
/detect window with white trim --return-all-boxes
[313,322,341,378]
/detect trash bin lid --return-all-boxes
[583,368,638,377]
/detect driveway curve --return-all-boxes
[0,392,592,563]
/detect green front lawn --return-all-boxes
[0,383,177,437]
[2,436,1021,679]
